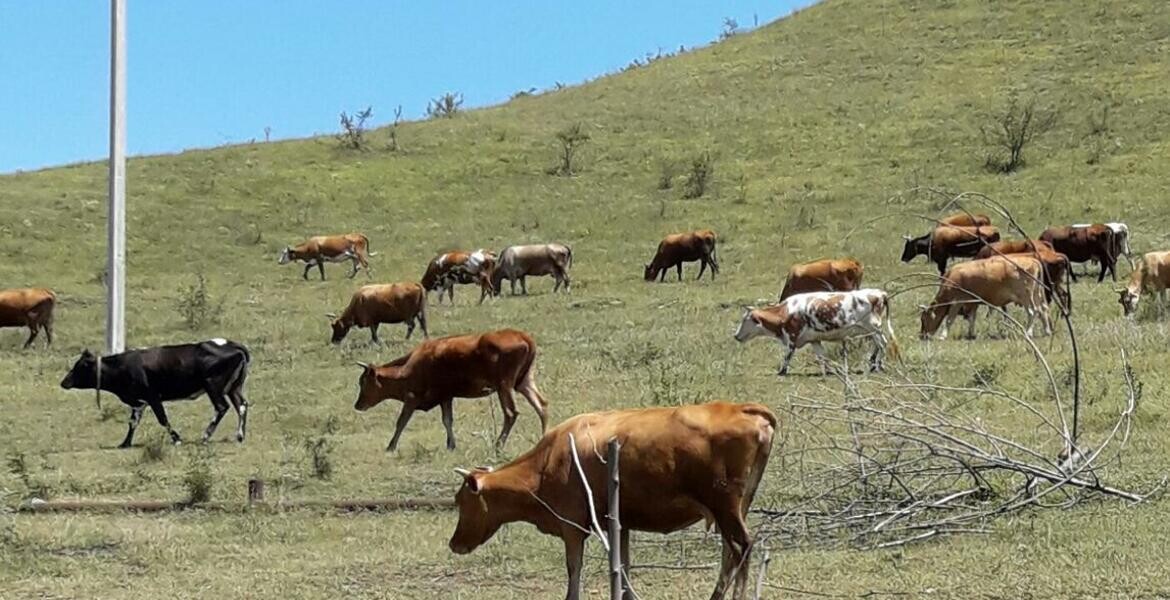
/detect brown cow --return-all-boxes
[448,401,776,600]
[901,225,1001,274]
[920,255,1051,340]
[1117,251,1170,317]
[778,257,863,301]
[0,288,56,348]
[278,233,373,280]
[940,212,992,227]
[644,229,719,282]
[328,282,428,344]
[353,329,548,451]
[1039,224,1117,282]
[420,250,495,304]
[975,240,1071,312]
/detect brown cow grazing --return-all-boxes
[920,255,1051,340]
[975,240,1071,312]
[940,212,992,227]
[0,288,56,348]
[328,282,428,345]
[1039,224,1117,282]
[449,401,776,600]
[278,233,373,280]
[353,329,548,451]
[644,229,719,282]
[778,257,864,301]
[901,225,1001,274]
[420,250,495,304]
[491,243,573,295]
[1117,251,1170,317]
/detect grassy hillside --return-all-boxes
[3,0,1170,597]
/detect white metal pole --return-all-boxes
[106,0,126,354]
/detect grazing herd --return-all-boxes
[0,214,1156,599]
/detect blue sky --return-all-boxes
[0,1,814,173]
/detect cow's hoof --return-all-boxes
[236,435,245,443]
[118,443,132,450]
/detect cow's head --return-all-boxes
[277,247,292,264]
[918,303,947,339]
[353,362,387,411]
[1117,287,1140,317]
[733,307,768,342]
[448,467,502,555]
[900,235,921,263]
[327,313,350,344]
[642,263,656,281]
[60,350,99,390]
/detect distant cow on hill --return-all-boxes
[420,250,496,304]
[279,233,373,280]
[448,401,776,600]
[328,282,428,344]
[1039,224,1117,282]
[919,256,1051,340]
[778,258,863,301]
[492,243,573,295]
[0,287,55,349]
[901,225,1001,274]
[644,230,719,282]
[59,339,252,448]
[353,329,548,451]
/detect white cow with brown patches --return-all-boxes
[734,289,899,375]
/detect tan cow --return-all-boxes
[644,229,719,282]
[0,288,56,348]
[278,233,373,280]
[328,282,428,344]
[491,243,573,295]
[920,255,1051,340]
[901,225,1001,274]
[420,250,496,304]
[940,212,992,227]
[448,401,776,600]
[1117,251,1170,317]
[975,240,1071,312]
[353,329,548,450]
[778,257,863,301]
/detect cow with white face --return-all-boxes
[734,289,899,376]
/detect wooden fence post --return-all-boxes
[247,478,265,506]
[607,438,622,600]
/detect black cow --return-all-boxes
[59,339,251,448]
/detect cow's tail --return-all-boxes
[360,234,376,257]
[710,234,719,266]
[740,403,777,516]
[565,245,573,268]
[514,337,549,431]
[882,294,901,362]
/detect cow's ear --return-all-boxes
[80,348,93,359]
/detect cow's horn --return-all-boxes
[454,468,472,478]
[325,313,337,319]
[355,361,371,370]
[903,234,912,241]
[917,304,928,312]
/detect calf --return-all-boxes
[901,225,1001,274]
[449,401,776,600]
[975,240,1072,312]
[491,243,573,295]
[420,250,495,304]
[1039,224,1117,282]
[328,282,427,344]
[353,329,548,451]
[59,339,251,447]
[940,212,992,227]
[778,258,863,301]
[644,229,719,282]
[278,233,373,280]
[920,256,1050,340]
[1117,251,1170,317]
[734,289,899,375]
[0,287,55,348]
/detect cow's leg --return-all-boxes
[964,306,978,340]
[22,325,38,349]
[869,334,886,372]
[317,261,326,281]
[369,323,380,344]
[446,284,455,304]
[777,345,797,376]
[1022,304,1037,338]
[811,342,830,376]
[516,371,550,434]
[520,276,528,295]
[42,320,53,347]
[939,305,959,341]
[440,399,456,450]
[562,268,571,293]
[146,399,182,444]
[202,390,230,443]
[302,262,312,280]
[118,405,145,448]
[494,385,520,448]
[348,255,360,279]
[418,311,429,338]
[676,263,683,281]
[227,388,249,443]
[562,531,586,600]
[710,501,752,600]
[405,318,416,339]
[386,405,416,452]
[937,259,947,275]
[697,259,708,280]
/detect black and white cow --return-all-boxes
[59,339,251,448]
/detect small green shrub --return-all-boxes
[183,448,214,505]
[682,151,713,199]
[176,273,223,330]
